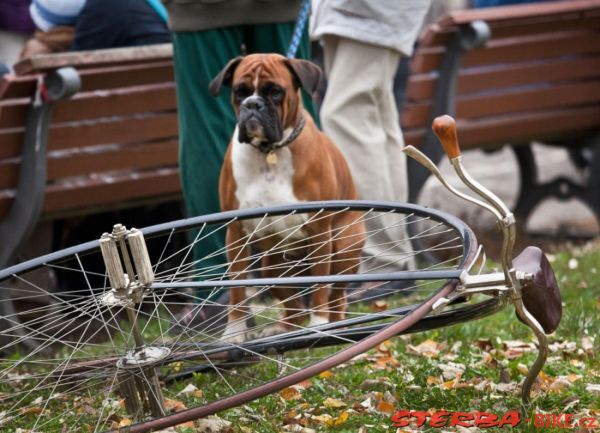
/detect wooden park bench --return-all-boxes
[0,44,179,267]
[1,0,599,267]
[402,0,600,223]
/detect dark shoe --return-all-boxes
[170,291,257,337]
[170,292,229,336]
[346,280,415,303]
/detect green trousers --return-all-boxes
[173,23,315,299]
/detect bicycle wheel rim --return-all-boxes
[0,200,478,432]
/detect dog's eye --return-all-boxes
[234,86,252,101]
[265,86,283,101]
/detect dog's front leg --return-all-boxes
[221,223,251,344]
[307,231,333,327]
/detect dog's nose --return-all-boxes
[242,96,265,111]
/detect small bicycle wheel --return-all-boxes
[0,201,478,432]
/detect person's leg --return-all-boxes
[172,28,244,299]
[319,36,413,275]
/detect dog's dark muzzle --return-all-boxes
[238,96,282,145]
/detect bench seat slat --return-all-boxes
[0,139,178,189]
[0,167,181,218]
[52,84,177,123]
[14,44,173,76]
[0,75,37,100]
[0,112,179,159]
[402,79,600,128]
[403,105,600,149]
[0,129,25,159]
[48,112,179,151]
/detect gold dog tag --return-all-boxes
[266,150,278,165]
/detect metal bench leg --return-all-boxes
[0,67,80,270]
[513,142,599,225]
[0,68,80,351]
[586,133,600,222]
[512,145,540,221]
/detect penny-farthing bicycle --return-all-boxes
[0,116,561,432]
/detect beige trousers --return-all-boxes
[320,36,414,273]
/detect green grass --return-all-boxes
[211,241,600,432]
[3,241,599,432]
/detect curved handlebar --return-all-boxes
[432,115,461,159]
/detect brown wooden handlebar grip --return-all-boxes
[432,115,461,159]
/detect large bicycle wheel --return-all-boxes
[0,201,480,432]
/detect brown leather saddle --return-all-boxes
[513,246,562,334]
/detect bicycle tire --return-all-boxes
[0,200,479,432]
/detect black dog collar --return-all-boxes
[250,116,306,155]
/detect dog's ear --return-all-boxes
[209,56,243,96]
[284,58,323,97]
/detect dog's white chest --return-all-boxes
[231,132,307,238]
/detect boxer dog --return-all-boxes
[210,54,365,343]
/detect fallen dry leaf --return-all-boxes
[177,383,203,398]
[359,397,373,411]
[281,425,316,433]
[19,406,44,416]
[581,336,595,354]
[549,341,577,354]
[294,379,312,390]
[585,383,600,394]
[408,339,442,358]
[427,376,442,385]
[377,340,394,353]
[477,338,493,351]
[318,370,333,379]
[501,341,535,359]
[548,377,573,392]
[570,359,585,368]
[118,418,132,427]
[164,398,187,412]
[374,355,400,370]
[323,397,346,408]
[517,363,529,376]
[376,400,396,413]
[312,414,333,424]
[326,411,349,426]
[197,415,232,433]
[496,382,519,393]
[359,377,395,391]
[437,362,466,380]
[280,386,303,401]
[371,300,388,312]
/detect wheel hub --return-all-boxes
[117,346,171,369]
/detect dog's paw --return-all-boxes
[257,322,289,338]
[308,313,329,327]
[221,320,249,344]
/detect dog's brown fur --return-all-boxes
[212,54,365,340]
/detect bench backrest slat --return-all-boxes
[406,56,600,100]
[0,45,182,219]
[402,0,600,150]
[414,29,600,73]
